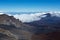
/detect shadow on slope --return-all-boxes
[24,13,60,34]
[0,24,16,30]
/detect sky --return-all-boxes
[0,0,60,12]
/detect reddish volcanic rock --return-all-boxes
[32,31,60,40]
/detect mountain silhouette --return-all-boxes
[24,13,60,34]
[24,13,60,40]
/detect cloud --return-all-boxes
[0,12,12,16]
[13,12,60,22]
[13,12,47,22]
[0,12,60,22]
[0,12,46,22]
[0,12,4,15]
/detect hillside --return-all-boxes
[24,13,60,34]
[0,14,35,40]
[0,13,60,40]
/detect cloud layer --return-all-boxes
[13,12,60,22]
[0,12,60,22]
[13,12,47,22]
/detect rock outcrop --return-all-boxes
[0,28,17,40]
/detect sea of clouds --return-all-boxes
[0,12,60,22]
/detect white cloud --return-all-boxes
[7,14,12,16]
[13,12,47,22]
[0,12,60,22]
[0,12,12,16]
[13,12,60,22]
[0,12,4,15]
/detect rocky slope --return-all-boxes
[0,14,35,40]
[0,28,17,40]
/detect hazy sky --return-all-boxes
[0,0,60,12]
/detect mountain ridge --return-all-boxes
[0,14,35,40]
